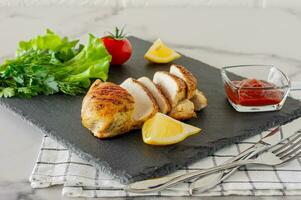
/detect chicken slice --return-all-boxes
[81,80,135,138]
[137,76,171,114]
[169,99,196,120]
[153,71,186,107]
[120,78,158,126]
[170,64,197,99]
[191,89,208,111]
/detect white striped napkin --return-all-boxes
[30,118,301,198]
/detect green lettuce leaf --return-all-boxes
[17,29,83,62]
[55,34,111,95]
[0,30,111,98]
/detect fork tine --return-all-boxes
[279,143,301,161]
[271,131,301,154]
[280,149,301,163]
[276,137,301,157]
[281,129,301,142]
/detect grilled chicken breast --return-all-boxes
[120,78,158,127]
[170,64,197,99]
[153,71,186,107]
[169,99,196,120]
[137,76,171,114]
[81,65,207,139]
[191,89,208,111]
[81,80,135,138]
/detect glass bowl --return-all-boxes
[221,65,291,112]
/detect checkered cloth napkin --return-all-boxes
[29,118,301,198]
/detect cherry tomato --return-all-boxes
[101,27,132,65]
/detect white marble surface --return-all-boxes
[1,0,301,8]
[1,6,301,200]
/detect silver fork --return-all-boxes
[125,131,301,193]
[190,127,282,193]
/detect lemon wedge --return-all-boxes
[142,113,201,145]
[144,39,181,63]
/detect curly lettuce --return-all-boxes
[0,30,111,98]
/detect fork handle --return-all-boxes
[125,159,258,193]
[189,146,257,193]
[190,148,260,193]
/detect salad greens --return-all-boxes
[0,29,112,98]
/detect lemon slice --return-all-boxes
[144,39,181,63]
[142,113,201,145]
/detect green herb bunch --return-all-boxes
[0,29,111,98]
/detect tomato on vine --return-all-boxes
[101,27,132,65]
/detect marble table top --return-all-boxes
[0,6,301,200]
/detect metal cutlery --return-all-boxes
[190,127,282,194]
[125,130,301,193]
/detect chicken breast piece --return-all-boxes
[191,89,208,111]
[120,78,158,126]
[169,99,196,120]
[153,71,186,107]
[170,64,197,99]
[81,80,135,138]
[137,76,171,114]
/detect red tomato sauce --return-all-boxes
[225,79,283,106]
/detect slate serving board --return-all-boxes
[1,37,301,184]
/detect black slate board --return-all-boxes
[1,37,301,183]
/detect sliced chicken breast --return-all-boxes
[137,76,171,114]
[120,78,158,126]
[169,99,196,120]
[153,71,186,107]
[81,80,135,138]
[170,64,197,99]
[191,89,208,111]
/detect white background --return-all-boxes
[1,0,301,8]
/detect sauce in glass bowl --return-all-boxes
[221,65,290,112]
[225,79,283,107]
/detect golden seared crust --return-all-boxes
[191,89,208,111]
[169,99,196,120]
[170,64,197,99]
[81,80,135,138]
[169,112,196,121]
